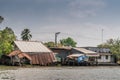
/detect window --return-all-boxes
[99,55,101,59]
[106,55,108,59]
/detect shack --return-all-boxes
[66,54,88,66]
[50,47,71,64]
[14,41,56,65]
[71,48,99,65]
[8,50,32,65]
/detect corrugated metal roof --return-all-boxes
[8,50,32,60]
[51,47,72,50]
[83,47,111,53]
[67,54,84,58]
[73,48,99,57]
[73,48,97,54]
[14,41,52,53]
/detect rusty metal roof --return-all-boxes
[73,48,97,54]
[73,48,99,57]
[67,54,84,58]
[8,50,32,60]
[51,47,72,50]
[14,41,52,53]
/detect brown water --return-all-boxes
[0,66,120,80]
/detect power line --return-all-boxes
[31,32,101,41]
[102,29,104,43]
[15,31,104,41]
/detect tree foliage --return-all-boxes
[98,38,120,59]
[60,37,77,47]
[21,28,32,41]
[0,27,16,55]
[98,39,114,48]
[44,41,63,48]
[110,39,120,59]
[44,41,55,48]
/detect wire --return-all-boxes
[28,31,103,41]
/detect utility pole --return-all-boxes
[102,29,104,43]
[55,32,60,47]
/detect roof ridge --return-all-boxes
[14,40,42,43]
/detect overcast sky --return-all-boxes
[0,0,120,47]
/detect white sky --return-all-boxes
[0,0,120,47]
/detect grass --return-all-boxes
[0,65,19,70]
[0,64,40,70]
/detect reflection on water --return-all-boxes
[0,72,15,80]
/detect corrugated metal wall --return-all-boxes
[28,53,56,65]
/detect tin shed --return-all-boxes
[14,41,56,65]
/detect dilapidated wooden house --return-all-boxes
[51,47,99,65]
[8,50,32,66]
[13,41,56,65]
[71,48,99,65]
[50,47,71,64]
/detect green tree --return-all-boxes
[21,28,32,41]
[0,27,16,55]
[98,38,120,61]
[44,41,55,48]
[98,39,114,48]
[0,41,13,55]
[1,27,16,43]
[60,37,77,47]
[110,39,120,59]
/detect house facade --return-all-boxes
[71,48,99,65]
[50,47,71,64]
[83,47,115,64]
[51,47,99,65]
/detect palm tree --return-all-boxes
[21,28,32,41]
